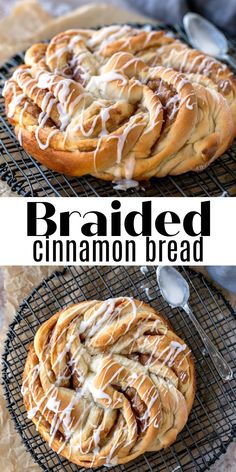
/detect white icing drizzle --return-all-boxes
[185,98,194,110]
[87,71,128,94]
[78,110,98,137]
[113,179,139,191]
[49,46,69,67]
[88,25,131,49]
[35,90,58,151]
[99,106,110,137]
[22,296,191,467]
[115,117,138,172]
[143,31,158,48]
[161,43,227,80]
[140,266,149,275]
[35,121,57,150]
[17,101,28,145]
[7,92,24,118]
[140,284,153,301]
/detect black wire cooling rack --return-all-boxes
[0,24,236,197]
[2,266,236,472]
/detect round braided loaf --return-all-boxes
[3,26,235,181]
[22,298,195,468]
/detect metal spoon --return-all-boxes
[156,266,233,381]
[183,12,236,69]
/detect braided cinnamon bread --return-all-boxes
[3,26,235,181]
[22,298,195,468]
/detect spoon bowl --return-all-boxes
[183,12,236,69]
[156,265,189,307]
[156,266,233,380]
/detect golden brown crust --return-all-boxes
[22,298,195,468]
[3,25,235,181]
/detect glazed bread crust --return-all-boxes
[3,25,235,181]
[22,298,195,468]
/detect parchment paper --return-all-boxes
[0,267,58,472]
[0,265,235,471]
[0,0,154,65]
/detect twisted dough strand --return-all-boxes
[94,26,236,130]
[22,298,195,468]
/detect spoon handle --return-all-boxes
[221,54,236,70]
[183,303,233,381]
